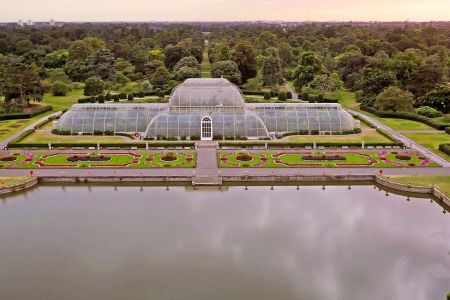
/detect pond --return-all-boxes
[0,184,449,300]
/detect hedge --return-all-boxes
[445,127,450,135]
[7,141,196,149]
[242,90,275,96]
[0,105,53,121]
[375,128,400,143]
[363,107,449,130]
[218,141,403,148]
[438,143,450,156]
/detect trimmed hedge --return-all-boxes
[438,143,450,156]
[7,141,196,149]
[242,90,276,97]
[353,114,376,128]
[218,140,403,148]
[363,107,449,130]
[9,129,35,144]
[375,128,400,143]
[0,105,53,121]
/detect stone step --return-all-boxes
[196,141,218,149]
[192,175,222,186]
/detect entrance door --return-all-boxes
[201,116,212,140]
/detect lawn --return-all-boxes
[201,46,211,78]
[286,129,392,144]
[19,123,131,144]
[0,176,32,188]
[389,175,450,195]
[0,151,196,168]
[218,150,439,168]
[376,118,434,131]
[403,132,450,161]
[0,90,83,142]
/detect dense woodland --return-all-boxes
[0,22,449,117]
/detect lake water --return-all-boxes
[0,184,449,300]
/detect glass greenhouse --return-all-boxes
[56,78,358,140]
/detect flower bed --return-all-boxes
[302,155,346,161]
[67,155,112,162]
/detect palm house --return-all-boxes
[56,78,358,140]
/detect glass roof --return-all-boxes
[169,78,245,108]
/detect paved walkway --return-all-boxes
[0,111,62,149]
[284,83,299,100]
[347,109,450,167]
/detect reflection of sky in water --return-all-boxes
[0,185,449,300]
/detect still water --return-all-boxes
[0,184,449,300]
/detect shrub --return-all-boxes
[301,92,309,102]
[317,94,324,103]
[190,135,200,140]
[127,94,134,101]
[310,130,319,135]
[278,91,287,101]
[119,93,127,99]
[264,92,271,100]
[51,80,69,96]
[138,91,144,98]
[105,93,112,101]
[96,95,105,103]
[439,143,450,156]
[417,106,442,118]
[286,91,293,99]
[353,128,362,134]
[112,94,120,102]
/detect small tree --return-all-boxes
[264,92,271,100]
[286,91,293,99]
[317,94,324,103]
[84,76,104,96]
[375,86,413,112]
[51,81,69,96]
[128,94,134,101]
[417,106,441,118]
[301,92,309,102]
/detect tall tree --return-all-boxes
[374,86,414,112]
[262,54,283,87]
[232,41,258,84]
[83,76,104,96]
[211,60,242,85]
[293,51,323,92]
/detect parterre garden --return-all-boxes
[0,151,196,168]
[218,151,439,168]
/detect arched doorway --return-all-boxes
[201,116,212,141]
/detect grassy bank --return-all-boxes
[389,175,450,195]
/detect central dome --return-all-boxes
[169,78,245,108]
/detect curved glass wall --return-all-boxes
[144,111,269,139]
[169,78,245,108]
[56,104,166,133]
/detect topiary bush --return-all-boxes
[264,92,271,100]
[127,94,134,101]
[417,106,442,118]
[278,91,287,101]
[286,91,292,99]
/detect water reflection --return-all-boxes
[0,185,449,300]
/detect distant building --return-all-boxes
[27,19,33,26]
[17,19,23,26]
[50,19,55,26]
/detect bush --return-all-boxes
[278,91,287,101]
[417,106,442,118]
[190,135,200,140]
[445,127,450,135]
[301,92,309,102]
[439,143,450,156]
[105,93,112,101]
[112,94,120,102]
[96,95,105,103]
[0,105,53,121]
[353,128,362,134]
[119,93,127,100]
[138,91,144,98]
[51,80,69,96]
[317,94,324,103]
[264,92,271,100]
[127,94,134,101]
[286,91,293,99]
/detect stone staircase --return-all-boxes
[192,175,222,186]
[196,141,218,150]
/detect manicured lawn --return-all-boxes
[389,175,450,195]
[0,90,83,142]
[403,132,450,161]
[329,90,359,110]
[0,176,32,188]
[286,129,392,144]
[20,123,131,144]
[0,151,196,168]
[378,118,434,131]
[218,151,439,168]
[201,46,211,78]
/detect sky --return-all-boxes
[1,0,449,22]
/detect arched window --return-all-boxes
[201,116,212,140]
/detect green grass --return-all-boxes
[389,175,450,195]
[20,123,131,144]
[376,118,434,131]
[403,132,450,161]
[0,90,83,142]
[218,151,439,168]
[0,151,196,168]
[286,129,392,144]
[201,46,211,78]
[0,176,32,188]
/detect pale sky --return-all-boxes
[1,0,449,22]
